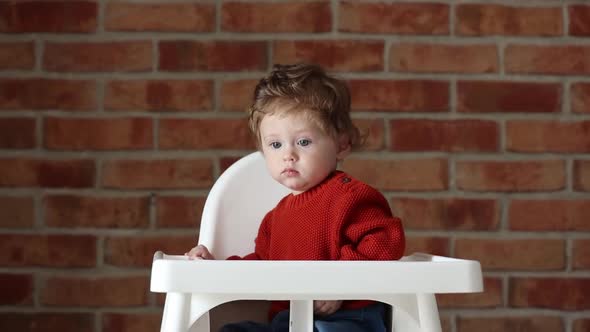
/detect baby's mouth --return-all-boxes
[282,168,299,176]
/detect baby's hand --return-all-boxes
[313,300,342,316]
[184,244,215,260]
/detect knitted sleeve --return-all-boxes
[252,211,272,260]
[337,186,405,261]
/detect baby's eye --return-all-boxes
[270,142,282,149]
[297,138,311,147]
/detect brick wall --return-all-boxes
[0,1,589,331]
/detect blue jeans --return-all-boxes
[219,302,387,332]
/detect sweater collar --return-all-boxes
[282,171,344,209]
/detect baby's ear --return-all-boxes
[336,134,351,161]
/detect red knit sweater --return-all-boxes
[230,171,405,319]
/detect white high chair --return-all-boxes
[150,152,483,332]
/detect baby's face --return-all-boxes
[259,112,347,194]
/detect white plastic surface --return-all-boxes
[151,252,483,297]
[150,152,484,332]
[198,152,290,259]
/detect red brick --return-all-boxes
[0,1,97,33]
[456,4,562,36]
[159,41,267,72]
[223,2,331,33]
[273,40,383,72]
[220,79,258,112]
[573,239,590,270]
[41,276,149,307]
[44,195,149,228]
[0,42,34,70]
[220,156,243,173]
[157,195,205,228]
[390,119,498,152]
[0,196,34,228]
[390,43,498,73]
[0,158,95,188]
[507,120,590,152]
[574,319,590,332]
[441,317,452,332]
[509,199,590,231]
[575,160,590,191]
[44,41,152,72]
[569,5,590,36]
[349,80,449,112]
[105,3,214,32]
[506,45,590,75]
[0,313,94,332]
[159,119,254,150]
[510,277,590,310]
[457,316,564,332]
[0,78,96,111]
[457,160,565,192]
[354,118,385,151]
[455,238,565,270]
[341,158,448,191]
[0,234,96,267]
[393,198,499,230]
[405,236,449,256]
[0,117,36,149]
[438,277,502,308]
[103,313,161,332]
[105,80,213,112]
[44,117,153,150]
[105,236,195,267]
[155,292,166,306]
[102,159,213,189]
[339,2,449,35]
[571,82,590,114]
[457,81,561,113]
[0,273,32,305]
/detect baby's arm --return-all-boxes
[339,188,405,261]
[184,244,215,260]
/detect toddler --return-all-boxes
[186,63,405,332]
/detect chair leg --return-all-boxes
[187,295,235,332]
[189,312,211,332]
[161,293,191,332]
[289,300,314,332]
[386,294,441,332]
[161,293,228,332]
[416,294,441,332]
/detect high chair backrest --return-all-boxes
[198,152,291,259]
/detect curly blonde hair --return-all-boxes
[247,63,362,150]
